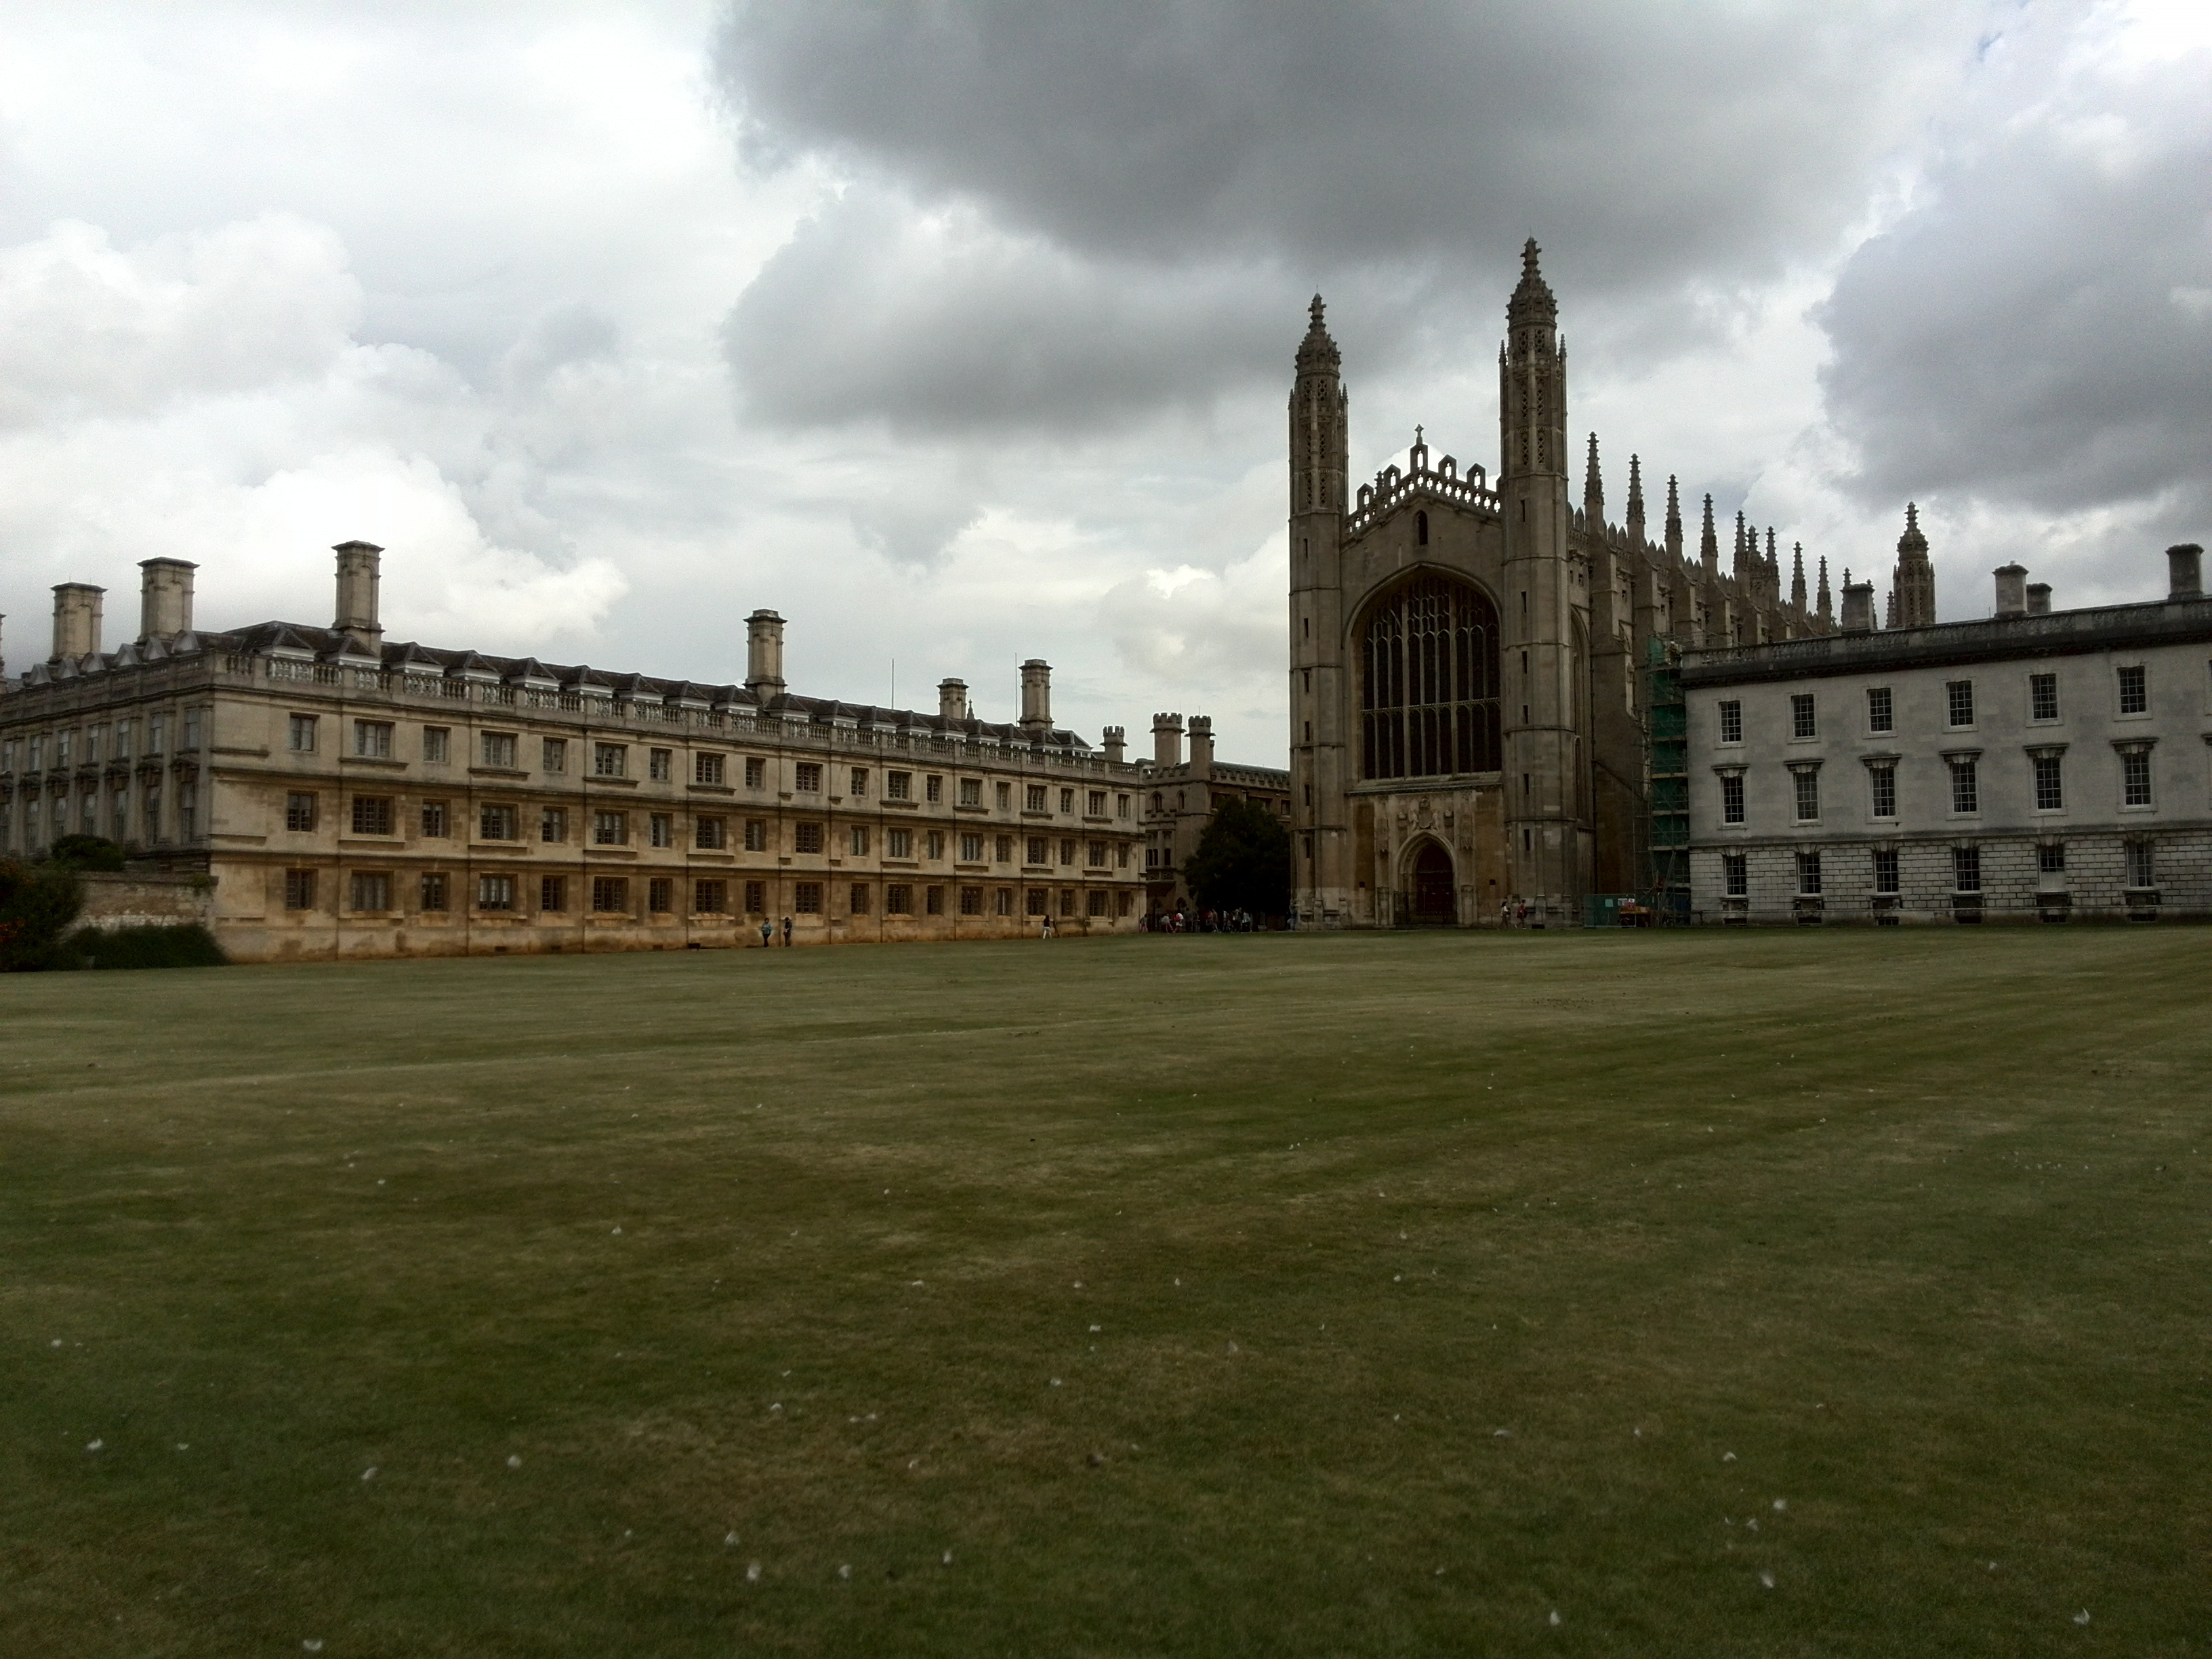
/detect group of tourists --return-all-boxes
[1140,908,1262,933]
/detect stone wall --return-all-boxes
[77,871,215,931]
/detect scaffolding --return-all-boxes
[1644,636,1692,922]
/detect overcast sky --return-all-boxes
[2,1,2207,759]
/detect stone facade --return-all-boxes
[1138,712,1292,916]
[1290,243,1828,928]
[1683,545,2212,924]
[0,547,1150,960]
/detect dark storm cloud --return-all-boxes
[714,0,1990,432]
[722,187,1293,434]
[1818,58,2212,519]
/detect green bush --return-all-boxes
[45,834,128,872]
[0,859,87,971]
[71,923,229,971]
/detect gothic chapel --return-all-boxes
[1288,241,1828,926]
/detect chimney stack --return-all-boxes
[2167,542,2204,600]
[1992,563,2028,619]
[1839,579,1876,634]
[937,677,968,722]
[138,558,197,642]
[1187,714,1214,779]
[745,609,786,701]
[1151,712,1183,769]
[51,583,105,661]
[332,540,384,648]
[2026,582,2052,615]
[1019,659,1052,734]
[1102,724,1126,764]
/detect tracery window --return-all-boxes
[1359,575,1500,780]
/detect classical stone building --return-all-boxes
[1137,712,1292,916]
[1683,543,2212,924]
[1289,243,1828,927]
[0,545,1148,958]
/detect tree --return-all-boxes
[46,834,127,872]
[0,859,85,971]
[1183,797,1292,920]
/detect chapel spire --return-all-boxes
[1816,555,1833,626]
[1790,542,1807,611]
[1583,432,1603,514]
[1700,494,1719,572]
[1890,501,1937,628]
[1289,294,1347,519]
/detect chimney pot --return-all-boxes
[937,677,968,722]
[332,540,384,648]
[1018,658,1052,733]
[1839,580,1876,635]
[50,583,106,661]
[1102,724,1126,765]
[2167,542,2204,600]
[745,609,786,701]
[2026,582,2052,615]
[1993,563,2028,619]
[138,558,198,642]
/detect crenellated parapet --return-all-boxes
[1346,432,1498,536]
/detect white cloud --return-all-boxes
[0,214,626,658]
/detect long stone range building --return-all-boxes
[1683,544,2212,924]
[0,544,1151,958]
[1290,241,1830,927]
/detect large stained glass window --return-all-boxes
[1361,575,1500,779]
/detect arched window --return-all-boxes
[1416,510,1429,546]
[1360,575,1500,779]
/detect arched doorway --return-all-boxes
[1410,842,1456,926]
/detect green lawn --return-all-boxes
[3,929,2207,1657]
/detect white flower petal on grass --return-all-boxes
[49,1338,62,1349]
[1549,1610,1561,1626]
[360,1467,377,1481]
[745,1562,761,1582]
[941,1551,953,1567]
[304,1643,323,1653]
[1760,1571,1775,1589]
[838,1563,851,1580]
[85,1439,102,1452]
[724,1532,739,1546]
[1772,1498,1786,1512]
[2075,1611,2091,1626]
[1050,1378,1062,1387]
[506,1455,522,1469]
[1722,1452,1737,1462]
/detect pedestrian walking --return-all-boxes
[781,915,793,947]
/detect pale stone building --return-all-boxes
[1290,243,1828,927]
[1137,712,1292,917]
[0,545,1149,958]
[1683,543,2212,923]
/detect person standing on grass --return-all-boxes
[1041,913,1054,939]
[781,915,793,947]
[758,918,772,949]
